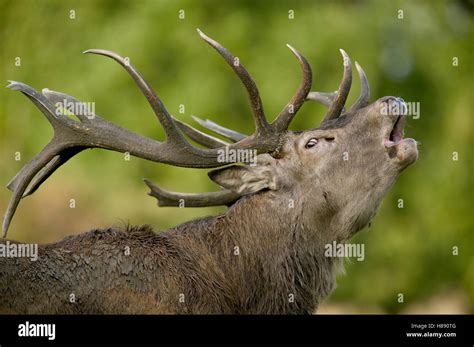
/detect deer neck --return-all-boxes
[211,191,339,313]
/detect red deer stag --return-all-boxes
[0,30,418,314]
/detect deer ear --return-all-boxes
[208,165,278,195]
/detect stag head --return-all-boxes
[208,72,417,242]
[210,100,417,239]
[3,29,417,240]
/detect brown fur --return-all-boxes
[1,194,339,314]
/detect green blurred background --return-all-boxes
[0,0,472,313]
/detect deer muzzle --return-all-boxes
[381,97,418,166]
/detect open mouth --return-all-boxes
[384,97,407,148]
[385,114,406,147]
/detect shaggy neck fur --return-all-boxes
[0,191,342,314]
[167,191,341,314]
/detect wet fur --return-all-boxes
[0,193,341,314]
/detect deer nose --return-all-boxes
[380,96,407,116]
[380,96,403,103]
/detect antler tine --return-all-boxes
[173,117,229,149]
[306,91,338,108]
[143,179,239,207]
[347,61,370,113]
[144,116,244,208]
[9,149,83,199]
[2,144,58,237]
[272,44,312,132]
[197,29,272,136]
[321,49,352,123]
[10,88,106,198]
[7,88,113,198]
[6,81,74,127]
[83,49,185,144]
[191,115,246,142]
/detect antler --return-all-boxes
[144,179,239,208]
[196,29,272,136]
[191,115,246,142]
[307,91,338,108]
[172,35,313,206]
[3,30,312,236]
[307,53,370,123]
[150,56,372,209]
[271,44,312,132]
[321,49,352,123]
[347,62,370,113]
[173,117,230,149]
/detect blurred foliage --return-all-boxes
[0,0,473,313]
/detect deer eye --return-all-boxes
[305,138,319,149]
